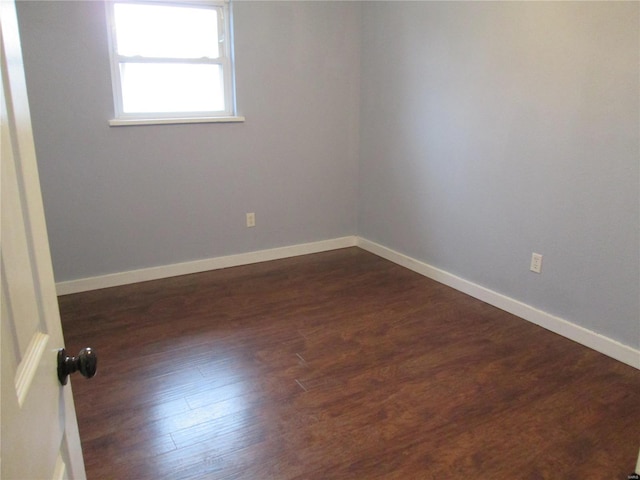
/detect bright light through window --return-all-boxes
[107,0,236,121]
[120,64,224,113]
[113,4,219,59]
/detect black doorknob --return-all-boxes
[57,347,97,385]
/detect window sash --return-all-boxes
[107,0,235,119]
[116,57,226,65]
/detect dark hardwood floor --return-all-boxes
[58,248,640,479]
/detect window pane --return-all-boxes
[114,3,219,59]
[120,63,225,113]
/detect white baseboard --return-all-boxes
[357,237,640,370]
[56,236,358,296]
[56,234,638,369]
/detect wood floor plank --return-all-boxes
[59,248,640,479]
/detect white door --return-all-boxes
[1,0,87,478]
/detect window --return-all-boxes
[106,0,243,125]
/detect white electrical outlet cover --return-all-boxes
[530,253,543,273]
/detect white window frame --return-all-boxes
[106,0,244,126]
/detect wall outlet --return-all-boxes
[246,212,256,227]
[530,253,543,273]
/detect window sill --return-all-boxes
[108,116,245,127]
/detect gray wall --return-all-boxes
[16,0,361,281]
[358,2,639,347]
[16,2,639,348]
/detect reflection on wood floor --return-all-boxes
[59,247,640,479]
